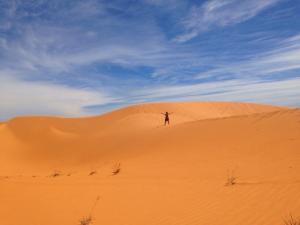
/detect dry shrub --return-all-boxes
[112,163,121,175]
[225,175,237,186]
[78,196,100,225]
[79,216,92,225]
[225,169,237,186]
[284,214,300,225]
[49,170,61,178]
[89,171,97,176]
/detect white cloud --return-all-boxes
[0,0,299,121]
[0,72,116,121]
[133,77,300,107]
[194,33,300,79]
[0,12,175,73]
[175,0,282,42]
[0,20,199,80]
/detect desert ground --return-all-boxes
[0,101,299,225]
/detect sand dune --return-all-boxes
[0,102,286,171]
[0,102,299,225]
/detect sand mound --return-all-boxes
[0,102,299,225]
[0,102,286,170]
[4,101,286,134]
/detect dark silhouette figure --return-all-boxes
[161,112,172,125]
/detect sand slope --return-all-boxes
[0,102,299,225]
[0,102,285,172]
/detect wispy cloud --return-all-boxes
[132,77,300,107]
[0,0,176,73]
[175,0,282,42]
[0,0,299,120]
[0,15,199,83]
[0,71,117,120]
[194,33,300,79]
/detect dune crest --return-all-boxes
[0,102,290,167]
[1,102,299,225]
[4,101,286,132]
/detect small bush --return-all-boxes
[49,170,61,178]
[79,216,92,225]
[112,163,121,175]
[79,196,100,225]
[225,169,237,186]
[225,175,236,186]
[89,171,97,176]
[284,214,300,225]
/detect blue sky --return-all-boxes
[0,0,300,120]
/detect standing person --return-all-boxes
[161,112,172,126]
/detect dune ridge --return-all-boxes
[3,101,287,133]
[0,102,299,225]
[0,101,293,172]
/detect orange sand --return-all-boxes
[0,101,299,225]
